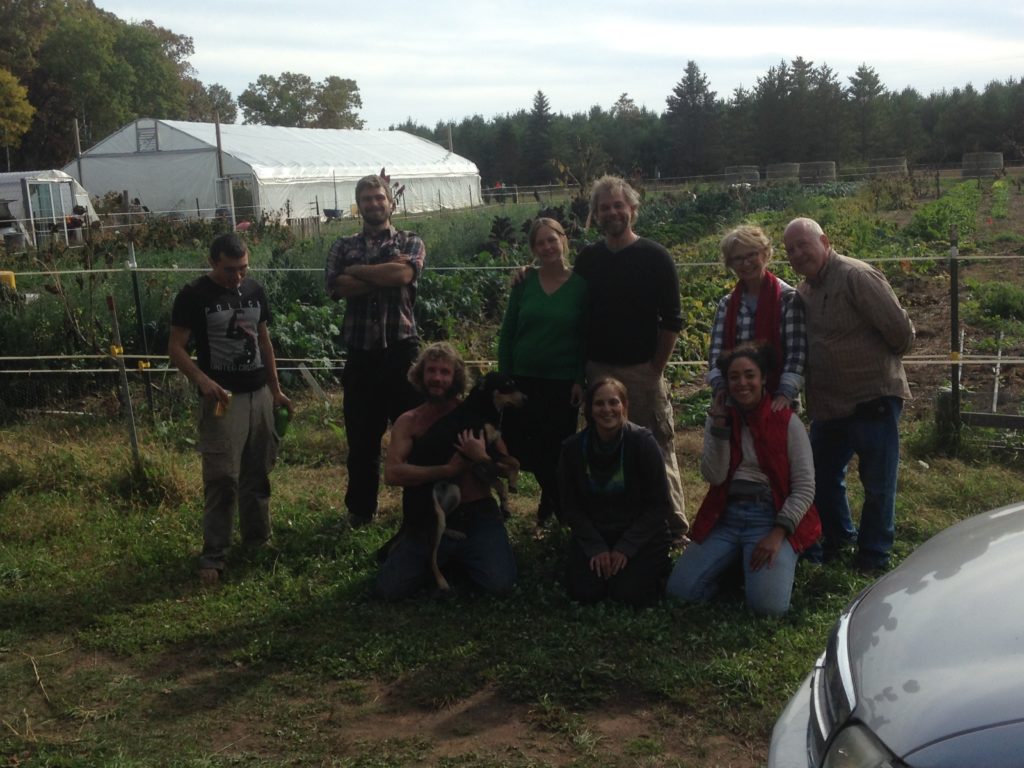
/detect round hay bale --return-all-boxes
[961,152,1003,178]
[724,165,760,184]
[868,157,908,177]
[799,161,837,183]
[766,163,800,181]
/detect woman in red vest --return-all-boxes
[666,343,820,615]
[706,225,806,412]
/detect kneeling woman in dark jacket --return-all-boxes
[667,343,820,616]
[558,377,672,607]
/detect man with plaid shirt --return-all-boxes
[326,174,425,528]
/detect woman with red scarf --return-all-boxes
[666,344,819,615]
[706,225,806,412]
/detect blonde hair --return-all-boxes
[528,217,569,262]
[720,224,773,266]
[589,175,640,227]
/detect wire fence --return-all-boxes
[2,171,1020,487]
[3,211,1023,444]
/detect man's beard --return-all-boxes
[599,216,629,237]
[424,384,453,403]
[361,208,390,227]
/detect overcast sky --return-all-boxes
[98,0,1024,130]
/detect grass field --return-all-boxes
[3,405,1024,767]
[4,174,1024,765]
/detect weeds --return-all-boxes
[2,409,1024,765]
[4,178,1024,765]
[904,181,982,242]
[991,179,1010,219]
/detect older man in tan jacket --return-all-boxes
[783,217,914,572]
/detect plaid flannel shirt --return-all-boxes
[706,280,807,400]
[324,226,425,350]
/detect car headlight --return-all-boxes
[822,724,901,768]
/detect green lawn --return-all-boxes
[3,407,1023,767]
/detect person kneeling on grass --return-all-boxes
[666,343,819,616]
[558,378,672,607]
[375,343,518,600]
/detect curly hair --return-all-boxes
[588,175,640,227]
[407,342,466,399]
[715,341,776,380]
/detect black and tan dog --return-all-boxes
[379,371,526,590]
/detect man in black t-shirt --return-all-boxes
[169,233,292,584]
[574,175,688,542]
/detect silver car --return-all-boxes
[769,500,1024,768]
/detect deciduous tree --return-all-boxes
[313,76,363,128]
[239,72,363,128]
[184,79,237,123]
[0,67,35,162]
[13,4,196,167]
[0,0,60,79]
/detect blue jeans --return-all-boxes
[374,497,517,600]
[665,499,799,616]
[810,397,902,568]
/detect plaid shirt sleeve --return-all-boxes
[395,232,426,278]
[778,289,807,400]
[324,236,351,294]
[705,293,731,392]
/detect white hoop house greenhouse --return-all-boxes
[64,119,482,221]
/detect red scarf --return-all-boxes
[691,396,820,553]
[722,270,783,394]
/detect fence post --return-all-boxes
[947,224,961,454]
[107,294,142,469]
[127,242,155,418]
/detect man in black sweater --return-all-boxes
[574,175,688,542]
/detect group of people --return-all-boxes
[169,171,914,615]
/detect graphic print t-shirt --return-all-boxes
[171,275,271,393]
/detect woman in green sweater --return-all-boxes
[498,218,587,525]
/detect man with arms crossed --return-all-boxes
[168,233,291,584]
[783,217,914,571]
[575,175,688,543]
[326,174,425,528]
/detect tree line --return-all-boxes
[2,1,1022,185]
[397,62,1024,188]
